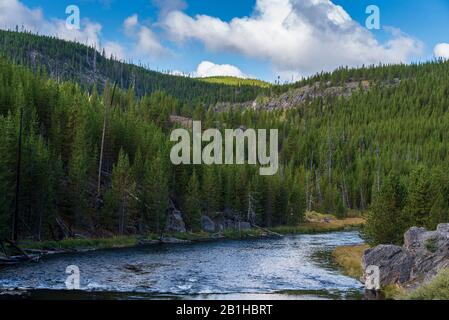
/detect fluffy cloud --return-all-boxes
[194,61,248,78]
[123,14,139,34]
[434,43,449,60]
[152,0,187,17]
[123,14,167,58]
[0,0,99,46]
[0,0,125,59]
[161,0,423,78]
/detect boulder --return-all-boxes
[403,227,428,254]
[204,211,253,232]
[362,223,449,287]
[201,215,216,232]
[437,223,449,233]
[408,224,449,281]
[165,210,186,233]
[362,245,413,286]
[224,219,237,230]
[239,222,252,231]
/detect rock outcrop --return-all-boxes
[201,215,216,233]
[203,211,253,233]
[362,224,449,287]
[165,210,186,233]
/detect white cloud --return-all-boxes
[123,14,139,34]
[0,0,105,47]
[103,41,126,60]
[161,0,423,79]
[434,43,449,60]
[152,0,187,17]
[123,14,167,58]
[194,61,248,78]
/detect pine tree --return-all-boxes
[402,166,433,228]
[0,113,17,238]
[428,192,449,230]
[287,174,306,225]
[142,154,169,233]
[364,174,407,245]
[104,149,135,234]
[184,171,202,232]
[202,166,219,215]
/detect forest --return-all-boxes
[0,29,273,104]
[1,31,449,245]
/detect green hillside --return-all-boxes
[0,30,273,105]
[0,31,448,244]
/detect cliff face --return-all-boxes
[214,79,402,112]
[362,224,449,288]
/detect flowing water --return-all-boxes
[0,231,365,300]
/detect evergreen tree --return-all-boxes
[184,171,202,232]
[104,149,135,234]
[142,154,169,233]
[364,174,407,245]
[402,166,433,228]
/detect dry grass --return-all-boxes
[332,244,370,278]
[272,212,366,235]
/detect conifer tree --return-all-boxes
[184,171,202,232]
[364,174,407,245]
[142,154,169,233]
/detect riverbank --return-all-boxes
[332,244,405,299]
[272,215,365,235]
[332,244,449,300]
[332,245,370,278]
[16,213,365,254]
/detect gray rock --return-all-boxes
[165,210,186,233]
[363,224,449,287]
[403,227,428,253]
[201,215,216,232]
[362,245,413,286]
[238,222,252,231]
[437,223,449,234]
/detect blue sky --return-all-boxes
[4,0,449,82]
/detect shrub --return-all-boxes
[406,269,449,300]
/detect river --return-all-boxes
[0,231,365,300]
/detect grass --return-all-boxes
[18,230,266,251]
[425,237,438,253]
[382,285,407,300]
[20,236,139,251]
[332,245,370,278]
[199,76,271,88]
[163,231,212,241]
[405,269,449,300]
[271,212,366,235]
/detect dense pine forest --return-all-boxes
[1,31,449,245]
[0,29,272,104]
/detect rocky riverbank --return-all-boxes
[362,224,449,290]
[332,224,449,300]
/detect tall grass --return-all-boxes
[406,269,449,300]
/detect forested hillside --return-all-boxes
[1,31,449,244]
[0,29,271,105]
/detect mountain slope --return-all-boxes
[1,30,449,243]
[0,30,271,104]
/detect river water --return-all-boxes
[0,231,365,300]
